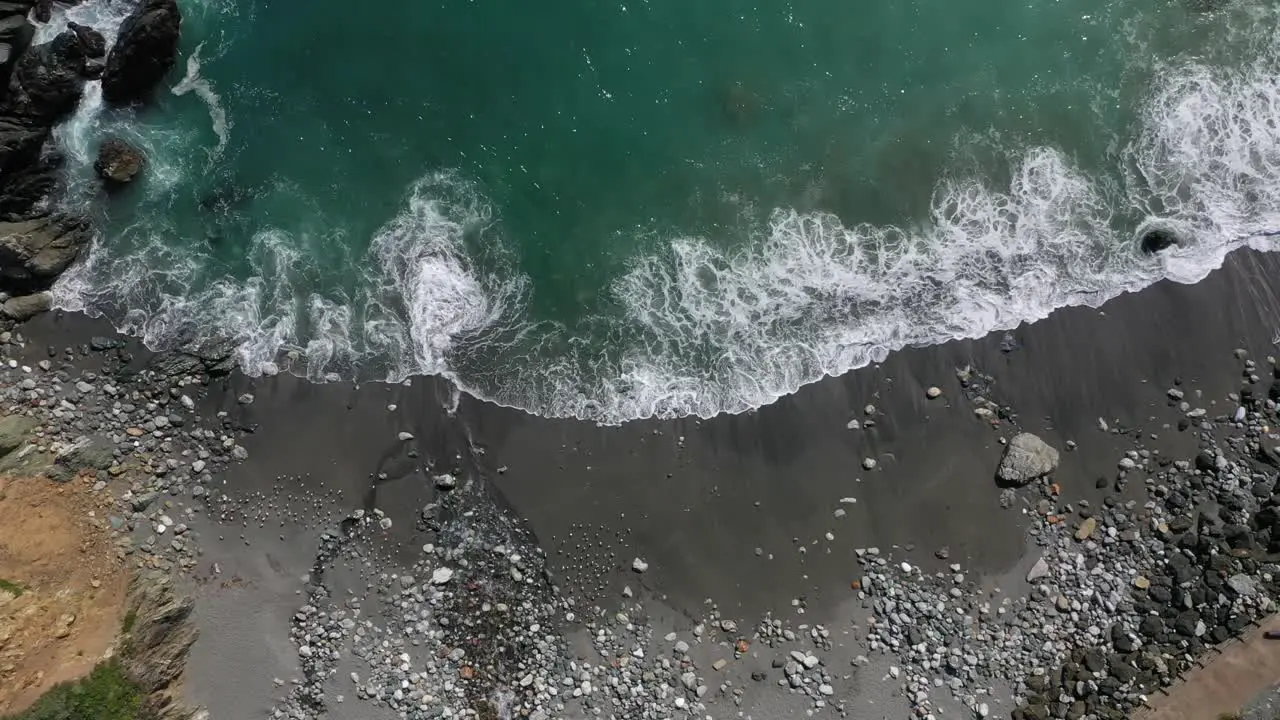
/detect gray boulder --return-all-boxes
[1,289,49,320]
[0,214,91,291]
[997,432,1060,485]
[0,413,37,456]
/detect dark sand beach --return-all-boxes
[10,247,1280,719]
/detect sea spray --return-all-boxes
[37,0,1280,425]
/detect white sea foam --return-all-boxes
[172,42,231,160]
[44,6,1280,425]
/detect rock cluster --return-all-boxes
[859,352,1280,720]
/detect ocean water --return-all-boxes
[31,0,1280,423]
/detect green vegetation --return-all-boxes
[121,609,137,635]
[0,578,23,597]
[0,661,142,720]
[0,662,140,720]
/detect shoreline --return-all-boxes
[4,246,1280,719]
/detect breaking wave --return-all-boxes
[41,3,1280,424]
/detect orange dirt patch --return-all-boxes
[0,473,129,714]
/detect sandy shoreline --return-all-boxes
[11,247,1280,719]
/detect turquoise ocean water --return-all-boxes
[32,0,1280,422]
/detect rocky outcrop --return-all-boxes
[996,432,1060,485]
[94,136,144,186]
[101,0,181,107]
[148,336,239,378]
[67,22,105,60]
[0,1,34,96]
[1,288,49,320]
[119,571,199,720]
[0,214,90,292]
[3,30,89,124]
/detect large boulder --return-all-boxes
[94,136,144,186]
[67,22,106,60]
[101,0,180,107]
[0,1,34,100]
[2,30,87,123]
[0,150,59,218]
[0,288,50,320]
[997,432,1060,485]
[0,213,91,291]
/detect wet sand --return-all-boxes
[19,247,1280,718]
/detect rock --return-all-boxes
[0,413,36,455]
[67,22,106,59]
[997,433,1060,485]
[53,434,115,480]
[430,568,453,585]
[0,289,49,320]
[2,31,87,124]
[118,571,198,720]
[1227,574,1257,597]
[926,386,942,399]
[862,457,877,471]
[632,558,649,573]
[101,0,182,107]
[0,214,92,292]
[1075,517,1097,541]
[1026,556,1050,582]
[94,137,145,186]
[1138,226,1179,254]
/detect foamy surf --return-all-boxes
[172,42,231,161]
[40,2,1280,425]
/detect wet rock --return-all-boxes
[997,433,1060,485]
[0,214,91,293]
[101,0,181,107]
[1138,227,1179,254]
[67,22,106,60]
[94,136,145,186]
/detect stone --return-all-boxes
[632,557,649,573]
[0,413,37,456]
[1074,517,1097,541]
[1138,226,1179,254]
[101,0,182,106]
[430,568,453,585]
[996,433,1060,485]
[926,386,942,399]
[1227,574,1257,597]
[0,215,92,293]
[1026,556,1050,582]
[862,457,876,471]
[1,290,50,320]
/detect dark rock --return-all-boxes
[2,31,86,123]
[1082,649,1106,673]
[0,214,91,293]
[67,22,105,59]
[94,136,144,186]
[1173,610,1200,637]
[101,0,181,107]
[0,289,49,320]
[0,151,60,220]
[1109,660,1137,684]
[1138,616,1163,638]
[90,336,121,351]
[1195,451,1216,472]
[1139,227,1179,254]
